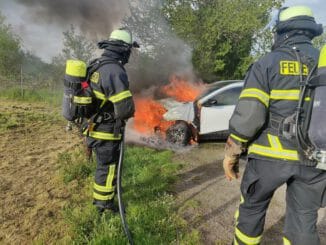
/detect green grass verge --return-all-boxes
[0,105,62,133]
[0,87,63,106]
[55,146,200,244]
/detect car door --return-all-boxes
[199,85,242,135]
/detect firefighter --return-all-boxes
[85,28,137,213]
[222,6,326,245]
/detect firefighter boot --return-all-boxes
[93,200,119,214]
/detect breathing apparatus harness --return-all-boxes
[269,44,326,170]
[267,6,326,169]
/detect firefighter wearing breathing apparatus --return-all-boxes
[84,28,138,213]
[222,6,326,245]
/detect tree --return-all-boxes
[0,12,23,79]
[49,25,97,88]
[164,0,283,82]
[123,0,194,91]
[61,25,96,63]
[313,26,326,50]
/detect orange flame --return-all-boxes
[160,75,205,102]
[133,75,206,136]
[133,97,173,135]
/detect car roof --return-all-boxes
[207,80,243,89]
[196,80,243,101]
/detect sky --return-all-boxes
[0,0,325,63]
[284,0,326,24]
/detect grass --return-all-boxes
[0,87,64,133]
[53,146,201,244]
[0,103,63,133]
[59,150,95,185]
[0,86,63,106]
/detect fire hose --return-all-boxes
[117,128,134,245]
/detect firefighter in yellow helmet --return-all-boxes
[84,28,138,213]
[222,6,326,245]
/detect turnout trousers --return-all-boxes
[87,137,121,208]
[234,158,326,245]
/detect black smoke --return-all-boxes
[14,0,129,39]
[13,0,196,90]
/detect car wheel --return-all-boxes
[166,121,192,146]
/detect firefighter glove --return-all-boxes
[223,137,244,181]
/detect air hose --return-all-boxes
[117,129,134,245]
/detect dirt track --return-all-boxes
[174,143,326,244]
[0,100,81,244]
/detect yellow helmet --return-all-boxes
[109,29,132,45]
[273,5,322,37]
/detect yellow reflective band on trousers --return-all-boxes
[94,183,115,193]
[109,90,132,103]
[235,227,262,245]
[73,96,92,104]
[283,237,292,245]
[93,192,114,201]
[248,134,299,161]
[234,238,239,245]
[240,88,269,107]
[94,165,116,193]
[65,59,87,77]
[230,133,248,143]
[83,129,121,140]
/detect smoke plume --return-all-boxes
[13,0,129,39]
[12,0,196,91]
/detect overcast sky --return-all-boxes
[0,0,325,63]
[284,0,326,24]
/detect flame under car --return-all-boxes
[162,80,244,145]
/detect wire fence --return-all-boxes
[0,69,63,92]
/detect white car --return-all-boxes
[162,80,244,145]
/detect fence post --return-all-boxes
[20,65,23,97]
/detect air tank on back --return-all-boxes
[308,45,326,168]
[62,60,87,121]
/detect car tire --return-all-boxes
[166,121,192,146]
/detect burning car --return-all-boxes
[162,80,244,145]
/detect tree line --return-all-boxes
[1,0,325,91]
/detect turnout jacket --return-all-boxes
[85,55,135,141]
[229,35,319,163]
